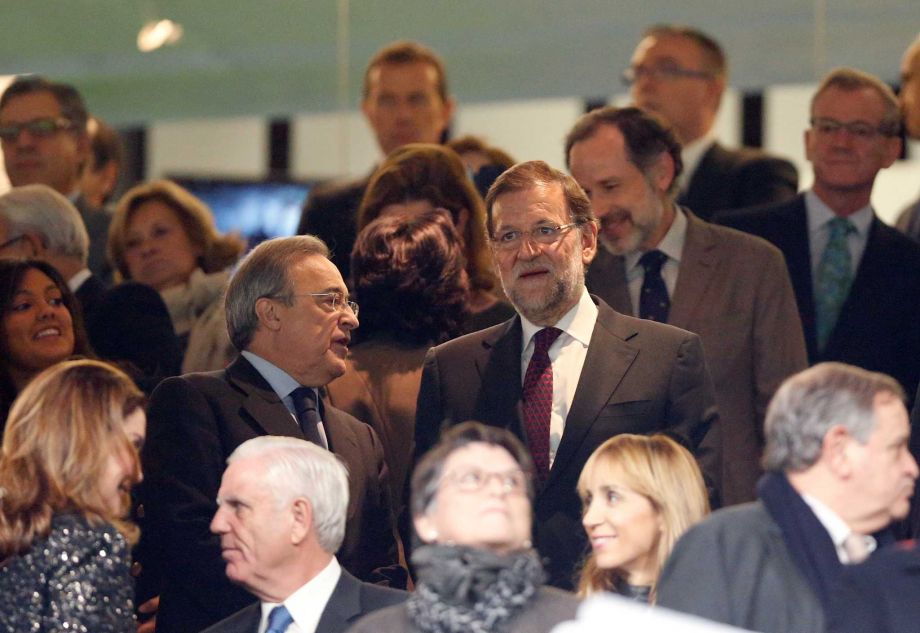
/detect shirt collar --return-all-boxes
[623,204,687,276]
[241,350,302,399]
[804,190,874,238]
[520,287,597,351]
[801,492,876,559]
[67,268,92,293]
[259,557,341,633]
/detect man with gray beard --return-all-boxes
[413,160,720,590]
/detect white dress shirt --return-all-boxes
[801,493,876,564]
[258,557,342,633]
[67,268,92,294]
[623,206,687,315]
[804,190,873,279]
[677,132,717,194]
[520,288,598,467]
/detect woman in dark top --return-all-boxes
[577,434,709,602]
[0,359,146,632]
[0,259,91,431]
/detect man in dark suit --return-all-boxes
[658,363,918,633]
[297,40,455,280]
[626,25,797,219]
[0,183,181,391]
[566,106,808,505]
[143,235,402,633]
[202,436,405,633]
[0,76,112,281]
[414,160,720,589]
[717,68,920,407]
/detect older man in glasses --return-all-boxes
[0,76,112,280]
[414,160,720,590]
[142,236,404,633]
[627,25,797,219]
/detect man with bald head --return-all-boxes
[626,25,797,219]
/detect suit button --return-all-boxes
[131,561,143,577]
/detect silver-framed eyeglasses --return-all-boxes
[810,117,899,140]
[443,467,528,494]
[0,117,74,143]
[292,291,359,317]
[621,64,715,85]
[491,221,584,251]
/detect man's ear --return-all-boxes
[413,513,439,544]
[823,425,855,477]
[254,296,282,332]
[290,498,314,545]
[650,151,677,194]
[21,232,45,259]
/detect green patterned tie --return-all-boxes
[815,217,855,350]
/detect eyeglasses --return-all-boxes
[0,117,74,143]
[491,221,584,251]
[621,64,715,85]
[0,234,27,254]
[292,291,359,317]
[810,117,899,140]
[443,467,528,494]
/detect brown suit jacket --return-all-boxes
[414,297,720,588]
[586,211,808,504]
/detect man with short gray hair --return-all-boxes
[143,236,402,633]
[657,362,918,633]
[203,437,405,633]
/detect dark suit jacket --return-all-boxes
[296,175,371,282]
[678,143,798,220]
[74,194,113,283]
[201,568,406,633]
[586,211,808,504]
[414,297,720,589]
[717,194,920,405]
[142,355,401,633]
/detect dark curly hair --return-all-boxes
[351,208,470,346]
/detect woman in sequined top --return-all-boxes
[576,434,709,603]
[0,359,146,632]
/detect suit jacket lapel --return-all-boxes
[669,210,720,327]
[781,197,818,360]
[315,571,361,633]
[549,300,639,487]
[225,356,304,440]
[472,318,527,441]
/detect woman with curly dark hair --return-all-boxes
[326,208,469,508]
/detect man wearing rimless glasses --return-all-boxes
[719,68,920,419]
[627,25,798,219]
[0,76,112,281]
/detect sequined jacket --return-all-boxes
[0,513,135,632]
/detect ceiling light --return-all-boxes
[137,19,183,53]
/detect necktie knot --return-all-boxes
[842,532,869,564]
[265,604,293,633]
[289,386,325,447]
[533,327,563,354]
[827,216,856,239]
[290,386,318,418]
[639,249,668,274]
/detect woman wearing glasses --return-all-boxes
[347,421,578,633]
[108,180,245,372]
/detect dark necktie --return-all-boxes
[289,387,325,447]
[638,249,670,323]
[265,604,293,633]
[815,217,855,351]
[521,327,563,481]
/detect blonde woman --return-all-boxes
[577,434,709,602]
[0,359,146,632]
[108,180,245,372]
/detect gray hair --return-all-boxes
[227,436,349,554]
[224,235,330,351]
[0,184,89,263]
[812,67,902,136]
[763,362,905,472]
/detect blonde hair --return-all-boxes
[576,434,708,600]
[108,179,245,282]
[0,359,145,558]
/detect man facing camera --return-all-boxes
[203,436,405,633]
[414,160,720,589]
[142,236,402,633]
[627,25,797,218]
[658,363,918,633]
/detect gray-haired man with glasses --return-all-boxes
[143,235,404,633]
[414,160,721,590]
[627,25,797,219]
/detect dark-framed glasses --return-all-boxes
[491,221,584,251]
[0,234,28,254]
[293,291,359,317]
[621,64,715,85]
[444,467,528,494]
[810,117,899,140]
[0,117,74,143]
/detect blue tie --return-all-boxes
[638,250,670,323]
[815,217,855,350]
[265,605,293,633]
